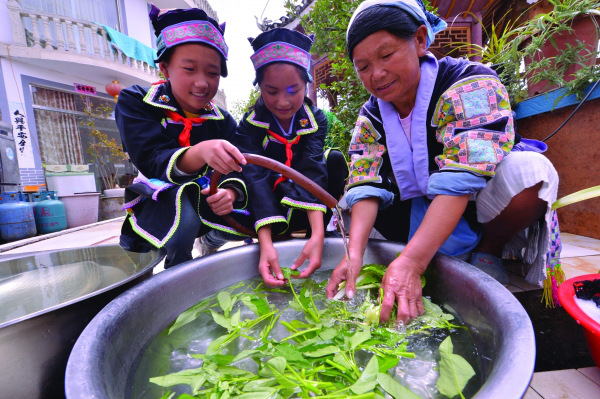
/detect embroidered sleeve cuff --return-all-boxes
[255,215,289,233]
[166,147,204,184]
[220,178,248,209]
[345,185,394,210]
[281,197,327,213]
[427,172,487,196]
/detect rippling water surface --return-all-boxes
[133,271,482,398]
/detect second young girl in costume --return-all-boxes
[233,28,348,286]
[117,6,249,268]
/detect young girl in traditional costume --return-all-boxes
[117,6,249,268]
[325,0,561,323]
[232,28,348,286]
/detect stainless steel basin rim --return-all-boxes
[65,238,535,399]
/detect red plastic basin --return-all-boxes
[558,274,600,369]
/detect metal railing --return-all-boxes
[194,0,219,21]
[7,0,158,79]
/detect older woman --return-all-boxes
[326,0,561,324]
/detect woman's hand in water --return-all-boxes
[291,234,323,279]
[201,187,236,215]
[379,255,425,325]
[257,226,285,286]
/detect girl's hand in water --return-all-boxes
[325,253,363,299]
[200,140,246,174]
[201,187,236,215]
[257,226,285,286]
[291,235,323,278]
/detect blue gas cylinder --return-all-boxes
[34,194,67,234]
[0,192,37,241]
[19,191,40,214]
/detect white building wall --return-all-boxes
[0,0,12,44]
[0,0,227,186]
[1,57,117,185]
[123,0,154,47]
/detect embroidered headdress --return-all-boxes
[248,28,314,82]
[346,0,447,59]
[150,4,229,77]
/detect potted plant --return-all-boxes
[448,11,529,105]
[81,99,128,219]
[449,0,600,106]
[518,0,600,99]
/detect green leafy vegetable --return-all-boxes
[377,372,420,399]
[436,336,476,399]
[350,355,379,394]
[150,266,476,398]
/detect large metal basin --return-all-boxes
[66,239,535,398]
[0,245,163,399]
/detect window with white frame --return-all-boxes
[30,85,136,190]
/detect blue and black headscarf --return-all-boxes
[346,0,447,60]
[149,4,229,77]
[249,28,315,84]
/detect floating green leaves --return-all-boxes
[436,337,476,399]
[152,267,476,398]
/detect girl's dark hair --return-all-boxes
[347,5,422,60]
[249,62,313,111]
[158,47,175,64]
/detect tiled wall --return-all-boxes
[19,167,45,185]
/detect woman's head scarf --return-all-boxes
[346,0,446,60]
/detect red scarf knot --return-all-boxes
[164,110,207,147]
[267,129,300,190]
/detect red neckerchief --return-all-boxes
[164,110,207,147]
[267,129,300,190]
[152,81,207,147]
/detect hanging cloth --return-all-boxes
[266,129,300,190]
[163,110,207,147]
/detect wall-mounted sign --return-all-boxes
[8,102,35,168]
[74,83,97,95]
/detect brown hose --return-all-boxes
[209,153,338,237]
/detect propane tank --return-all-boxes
[0,192,37,241]
[34,192,67,234]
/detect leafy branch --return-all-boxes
[81,98,127,190]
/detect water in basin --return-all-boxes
[0,256,137,325]
[133,270,481,398]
